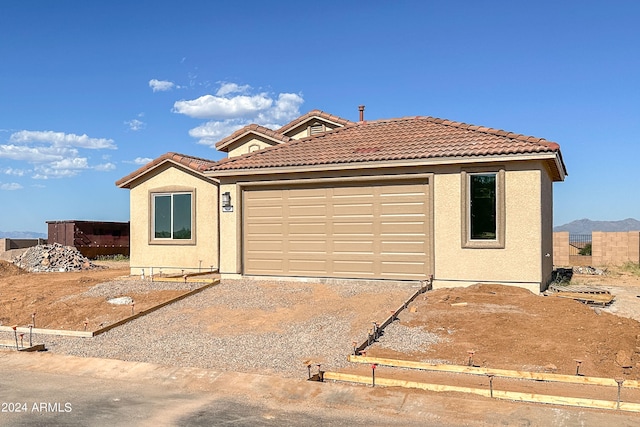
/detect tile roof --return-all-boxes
[276,109,355,134]
[208,116,567,178]
[116,152,218,188]
[215,123,291,151]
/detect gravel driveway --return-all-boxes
[3,278,419,378]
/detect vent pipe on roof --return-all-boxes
[358,105,365,122]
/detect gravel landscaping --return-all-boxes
[1,278,419,378]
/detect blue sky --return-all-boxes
[0,1,638,233]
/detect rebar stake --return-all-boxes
[19,333,24,348]
[84,321,88,331]
[371,363,377,387]
[31,312,36,329]
[131,302,135,315]
[352,341,358,356]
[615,378,624,409]
[12,325,18,351]
[307,364,312,379]
[487,374,495,398]
[467,350,475,367]
[574,359,583,376]
[28,325,32,347]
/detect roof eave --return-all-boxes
[215,130,287,152]
[117,159,218,189]
[207,152,565,179]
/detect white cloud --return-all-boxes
[2,129,117,179]
[134,157,153,165]
[172,82,304,147]
[125,119,146,131]
[188,119,249,146]
[173,93,273,120]
[0,145,76,162]
[149,79,175,92]
[0,182,22,190]
[94,162,116,171]
[2,167,27,176]
[9,130,115,149]
[216,82,250,97]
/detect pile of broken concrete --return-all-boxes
[13,243,100,272]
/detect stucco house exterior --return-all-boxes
[116,109,567,293]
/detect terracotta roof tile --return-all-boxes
[116,152,218,188]
[208,116,566,177]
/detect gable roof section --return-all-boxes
[215,124,291,152]
[208,116,567,180]
[116,152,218,188]
[275,109,355,135]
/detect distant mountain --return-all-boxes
[554,218,640,234]
[0,231,47,239]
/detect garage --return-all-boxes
[243,180,431,280]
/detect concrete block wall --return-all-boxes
[1,238,45,252]
[592,231,640,266]
[552,232,570,266]
[554,231,640,267]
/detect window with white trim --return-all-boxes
[153,192,192,240]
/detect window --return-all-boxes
[461,168,505,248]
[153,193,192,240]
[470,174,496,240]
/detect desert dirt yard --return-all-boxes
[1,257,640,386]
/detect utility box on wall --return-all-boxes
[47,220,130,258]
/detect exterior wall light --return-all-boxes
[221,192,233,212]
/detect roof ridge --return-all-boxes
[116,152,218,188]
[347,115,560,149]
[214,124,290,150]
[276,109,355,134]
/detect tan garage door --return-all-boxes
[243,180,431,280]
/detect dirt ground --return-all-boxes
[365,268,640,381]
[2,255,640,380]
[0,260,187,330]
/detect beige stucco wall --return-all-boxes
[218,160,554,291]
[540,166,554,287]
[128,163,219,275]
[227,135,278,158]
[432,162,545,292]
[284,121,342,140]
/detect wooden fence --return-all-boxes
[553,231,640,267]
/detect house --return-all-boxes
[116,108,567,292]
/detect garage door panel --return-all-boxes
[247,240,285,251]
[288,240,327,252]
[333,222,374,235]
[246,259,284,273]
[289,259,327,273]
[333,260,376,275]
[288,205,328,217]
[333,240,374,253]
[289,223,327,235]
[381,241,427,254]
[244,181,431,280]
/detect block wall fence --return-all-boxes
[553,231,640,267]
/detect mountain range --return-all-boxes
[0,231,47,239]
[554,218,640,234]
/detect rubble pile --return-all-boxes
[13,243,100,272]
[573,266,606,275]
